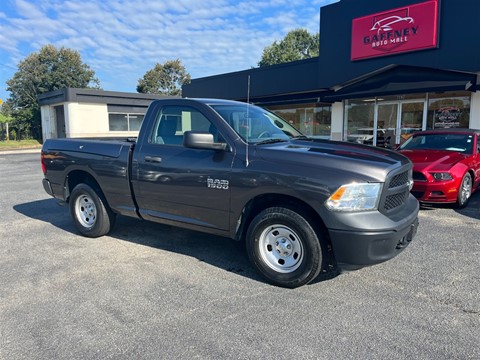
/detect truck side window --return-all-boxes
[151,106,219,146]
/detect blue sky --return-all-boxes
[0,0,338,103]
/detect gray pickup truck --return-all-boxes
[41,98,419,288]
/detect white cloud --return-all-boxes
[15,0,45,19]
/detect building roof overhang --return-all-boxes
[324,65,478,102]
[37,88,176,107]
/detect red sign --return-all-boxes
[351,0,439,61]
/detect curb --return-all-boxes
[0,148,42,155]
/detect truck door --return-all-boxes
[132,104,234,232]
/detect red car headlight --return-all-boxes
[431,172,453,181]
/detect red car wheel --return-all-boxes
[457,173,472,208]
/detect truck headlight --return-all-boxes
[431,172,453,181]
[325,183,382,211]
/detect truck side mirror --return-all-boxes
[183,131,227,151]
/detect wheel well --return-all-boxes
[237,194,330,245]
[65,170,103,203]
[467,169,477,193]
[468,169,475,183]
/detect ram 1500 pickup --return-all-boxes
[41,98,419,288]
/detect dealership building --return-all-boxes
[183,0,480,147]
[39,0,479,146]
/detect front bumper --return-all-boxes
[411,181,459,204]
[329,216,418,270]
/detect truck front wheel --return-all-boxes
[69,183,115,238]
[246,207,324,288]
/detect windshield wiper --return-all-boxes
[254,138,288,145]
[291,135,310,140]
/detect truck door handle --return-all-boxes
[144,156,162,163]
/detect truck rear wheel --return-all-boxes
[69,183,115,238]
[246,207,324,288]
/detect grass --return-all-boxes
[0,139,42,149]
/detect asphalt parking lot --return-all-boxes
[1,152,479,360]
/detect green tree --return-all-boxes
[0,102,14,141]
[137,59,191,96]
[6,44,99,139]
[258,29,319,67]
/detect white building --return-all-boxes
[38,88,173,142]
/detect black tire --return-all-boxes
[456,172,472,208]
[69,183,116,237]
[246,207,324,288]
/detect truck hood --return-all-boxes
[398,149,466,171]
[254,139,409,183]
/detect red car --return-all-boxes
[398,129,480,207]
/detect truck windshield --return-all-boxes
[210,104,303,143]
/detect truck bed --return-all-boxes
[42,138,138,218]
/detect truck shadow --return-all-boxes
[112,215,339,286]
[13,198,75,233]
[111,215,260,282]
[13,198,261,283]
[14,198,338,286]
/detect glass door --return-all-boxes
[376,102,398,148]
[374,100,425,146]
[400,101,424,144]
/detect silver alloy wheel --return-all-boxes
[459,174,472,205]
[258,225,304,273]
[75,194,97,228]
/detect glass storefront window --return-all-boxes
[314,106,332,137]
[427,92,471,129]
[344,91,472,147]
[400,102,423,138]
[344,99,375,144]
[266,103,332,138]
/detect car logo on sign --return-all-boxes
[370,15,414,34]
